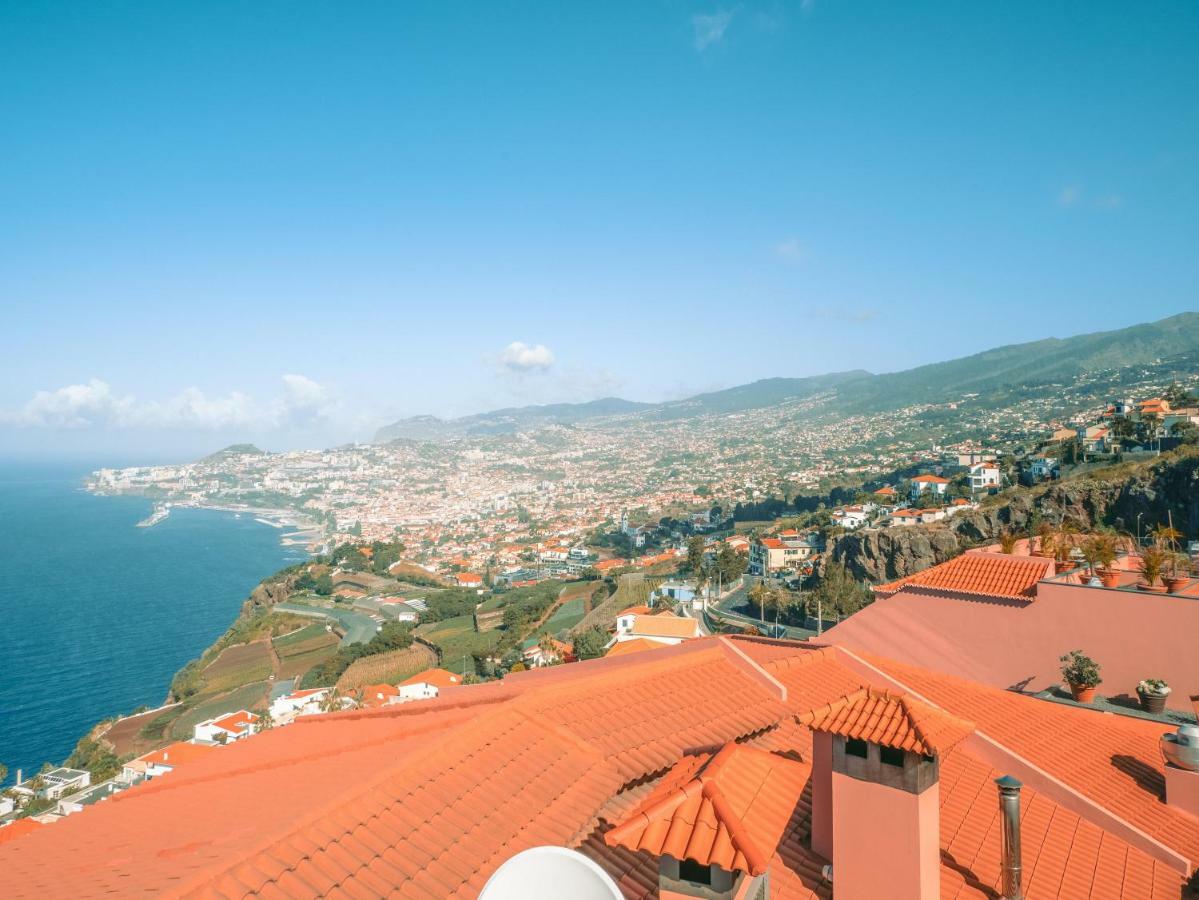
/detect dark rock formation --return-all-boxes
[831,450,1199,583]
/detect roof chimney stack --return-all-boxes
[995,775,1023,900]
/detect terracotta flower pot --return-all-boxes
[1069,683,1097,703]
[1164,576,1189,593]
[1100,569,1121,588]
[1138,690,1168,715]
[1136,582,1166,593]
[1055,560,1077,574]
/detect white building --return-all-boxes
[909,474,950,500]
[193,710,260,744]
[269,688,331,723]
[396,668,462,702]
[967,462,1000,492]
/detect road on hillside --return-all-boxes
[275,601,381,646]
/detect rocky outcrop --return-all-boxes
[240,569,305,618]
[831,450,1199,583]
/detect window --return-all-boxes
[678,859,713,886]
[846,738,868,759]
[880,745,905,768]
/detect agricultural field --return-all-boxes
[199,641,273,695]
[335,643,438,692]
[416,614,502,675]
[102,704,181,758]
[168,681,270,741]
[572,574,662,635]
[273,623,340,680]
[540,597,587,637]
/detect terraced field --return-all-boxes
[335,643,438,692]
[168,681,270,741]
[200,641,273,694]
[415,615,501,675]
[273,623,340,680]
[572,574,663,635]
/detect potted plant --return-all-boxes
[1081,534,1119,587]
[998,529,1019,555]
[1033,523,1055,559]
[1137,678,1171,714]
[1137,546,1168,592]
[1060,650,1102,703]
[1054,521,1080,573]
[1164,552,1190,593]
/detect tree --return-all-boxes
[0,763,6,785]
[715,544,748,584]
[685,536,706,574]
[811,562,870,618]
[573,627,607,660]
[747,581,774,621]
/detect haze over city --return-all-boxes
[3,1,1198,457]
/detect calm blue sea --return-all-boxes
[0,462,307,784]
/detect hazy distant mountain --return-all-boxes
[373,313,1199,443]
[374,397,651,442]
[200,443,265,462]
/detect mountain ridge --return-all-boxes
[374,312,1199,442]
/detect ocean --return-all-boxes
[0,462,307,784]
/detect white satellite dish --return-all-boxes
[479,846,624,900]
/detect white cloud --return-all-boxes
[775,236,806,262]
[2,375,335,432]
[1056,185,1123,211]
[810,306,879,323]
[1057,185,1081,207]
[496,341,556,373]
[692,10,735,50]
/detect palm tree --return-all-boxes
[1152,523,1183,552]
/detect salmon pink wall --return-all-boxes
[831,772,939,900]
[826,581,1199,710]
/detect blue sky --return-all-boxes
[2,1,1197,457]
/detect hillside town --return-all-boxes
[7,389,1199,898]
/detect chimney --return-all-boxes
[995,776,1023,900]
[1162,724,1199,819]
[802,690,966,900]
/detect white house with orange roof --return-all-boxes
[397,668,462,702]
[193,710,260,744]
[908,473,949,500]
[967,460,1000,492]
[611,612,700,647]
[122,741,217,781]
[615,605,653,635]
[268,687,331,723]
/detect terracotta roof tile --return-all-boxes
[0,819,44,846]
[605,744,808,875]
[876,551,1052,600]
[799,687,975,756]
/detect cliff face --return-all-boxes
[830,450,1199,583]
[240,569,304,617]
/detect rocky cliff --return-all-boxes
[830,448,1199,583]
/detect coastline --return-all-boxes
[0,467,311,787]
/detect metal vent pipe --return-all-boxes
[995,775,1023,900]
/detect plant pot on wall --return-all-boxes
[1100,569,1121,588]
[1137,582,1166,593]
[1164,576,1189,593]
[1138,689,1168,715]
[1069,683,1096,703]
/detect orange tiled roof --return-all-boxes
[399,667,461,689]
[912,474,950,483]
[628,614,699,639]
[798,687,974,756]
[604,637,665,658]
[212,711,258,733]
[135,741,217,767]
[876,551,1052,600]
[0,819,43,846]
[0,637,1190,899]
[605,743,809,876]
[859,652,1199,868]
